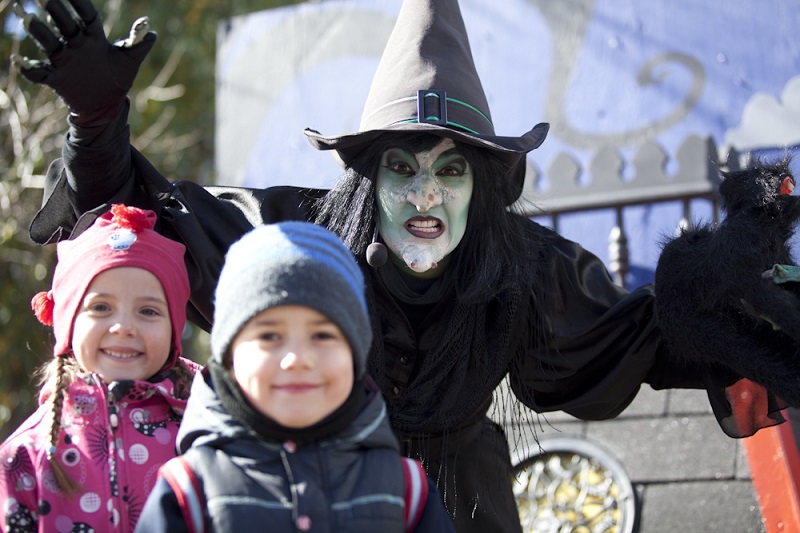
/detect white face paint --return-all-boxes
[376,138,474,277]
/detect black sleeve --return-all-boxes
[509,235,691,419]
[30,100,169,245]
[509,231,787,437]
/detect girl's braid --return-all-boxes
[47,354,80,495]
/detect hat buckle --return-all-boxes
[418,90,447,126]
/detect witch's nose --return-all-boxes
[407,175,442,213]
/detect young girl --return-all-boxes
[135,222,454,532]
[0,204,199,533]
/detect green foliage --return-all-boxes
[0,0,299,440]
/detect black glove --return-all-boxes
[11,0,157,127]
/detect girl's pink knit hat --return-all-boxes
[31,204,190,369]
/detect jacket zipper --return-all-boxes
[102,376,123,531]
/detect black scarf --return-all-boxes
[377,261,452,333]
[365,263,528,434]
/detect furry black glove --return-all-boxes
[11,0,156,127]
[655,158,800,407]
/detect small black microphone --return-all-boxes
[366,223,387,267]
[366,242,388,267]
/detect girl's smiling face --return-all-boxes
[376,138,474,277]
[71,267,172,382]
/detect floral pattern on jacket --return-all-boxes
[0,358,199,533]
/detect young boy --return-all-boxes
[136,222,454,532]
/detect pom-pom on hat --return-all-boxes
[211,222,372,379]
[31,204,190,369]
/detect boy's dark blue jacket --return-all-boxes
[135,366,455,532]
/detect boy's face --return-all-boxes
[376,137,474,277]
[229,305,354,428]
[71,267,172,382]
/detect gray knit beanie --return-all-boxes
[211,222,372,379]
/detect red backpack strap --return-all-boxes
[402,457,429,531]
[159,456,206,533]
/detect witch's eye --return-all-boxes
[385,161,414,175]
[780,175,795,195]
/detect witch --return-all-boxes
[15,0,793,531]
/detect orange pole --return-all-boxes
[743,418,800,532]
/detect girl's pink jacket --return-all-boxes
[0,358,199,533]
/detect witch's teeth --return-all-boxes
[408,219,439,229]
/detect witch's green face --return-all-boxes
[376,138,474,277]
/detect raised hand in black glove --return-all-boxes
[11,0,156,127]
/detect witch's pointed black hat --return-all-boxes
[304,0,549,204]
